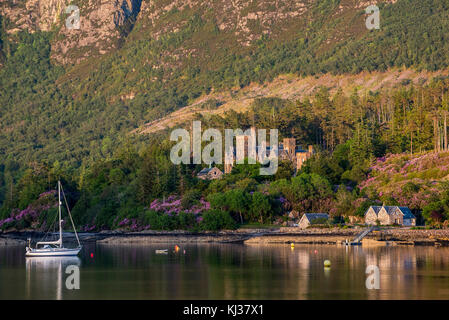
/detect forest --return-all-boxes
[1,77,449,232]
[1,0,449,231]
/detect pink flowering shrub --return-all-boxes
[359,152,449,211]
[103,195,212,232]
[148,196,210,216]
[115,217,142,231]
[0,190,58,230]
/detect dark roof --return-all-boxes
[383,206,398,215]
[370,206,416,219]
[303,213,329,221]
[365,206,383,216]
[198,167,212,175]
[398,207,416,219]
[383,206,415,218]
[295,146,307,153]
[198,167,223,176]
[279,144,307,153]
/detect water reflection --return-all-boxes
[0,244,448,299]
[25,256,81,300]
[363,246,449,299]
[90,244,449,299]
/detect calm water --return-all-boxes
[0,243,448,299]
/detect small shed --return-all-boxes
[298,213,329,229]
[399,207,416,226]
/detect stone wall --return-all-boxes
[377,208,391,225]
[365,208,378,225]
[388,209,403,225]
[278,227,359,235]
[298,216,310,229]
[381,228,449,241]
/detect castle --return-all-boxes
[186,123,315,175]
[224,136,314,174]
[279,138,315,172]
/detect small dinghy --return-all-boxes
[26,181,82,257]
[155,249,168,254]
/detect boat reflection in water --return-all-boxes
[0,244,446,299]
[25,256,81,300]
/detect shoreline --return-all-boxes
[2,227,449,246]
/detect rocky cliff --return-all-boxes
[51,0,142,64]
[1,0,396,65]
[1,0,142,64]
[1,0,72,32]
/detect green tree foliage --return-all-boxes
[2,0,449,228]
[249,192,271,224]
[200,210,237,231]
[422,182,449,226]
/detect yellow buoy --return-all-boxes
[290,243,295,248]
[324,260,331,268]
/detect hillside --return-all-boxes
[360,152,449,210]
[1,0,395,65]
[1,0,449,230]
[136,69,449,134]
[1,0,449,169]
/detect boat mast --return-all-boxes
[60,182,81,248]
[58,180,62,248]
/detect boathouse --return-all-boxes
[298,213,329,229]
[364,206,416,226]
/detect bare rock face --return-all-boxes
[38,0,69,31]
[1,0,142,64]
[1,0,396,65]
[51,0,142,64]
[0,0,68,33]
[138,0,396,46]
[138,0,315,45]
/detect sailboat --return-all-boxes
[25,181,82,257]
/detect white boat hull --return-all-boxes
[25,247,82,257]
[25,181,82,258]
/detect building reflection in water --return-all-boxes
[5,243,446,299]
[363,246,449,299]
[94,243,449,300]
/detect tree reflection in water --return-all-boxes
[0,244,448,299]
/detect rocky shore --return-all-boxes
[378,229,449,245]
[246,228,449,246]
[2,227,449,246]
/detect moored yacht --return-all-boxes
[25,181,82,257]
